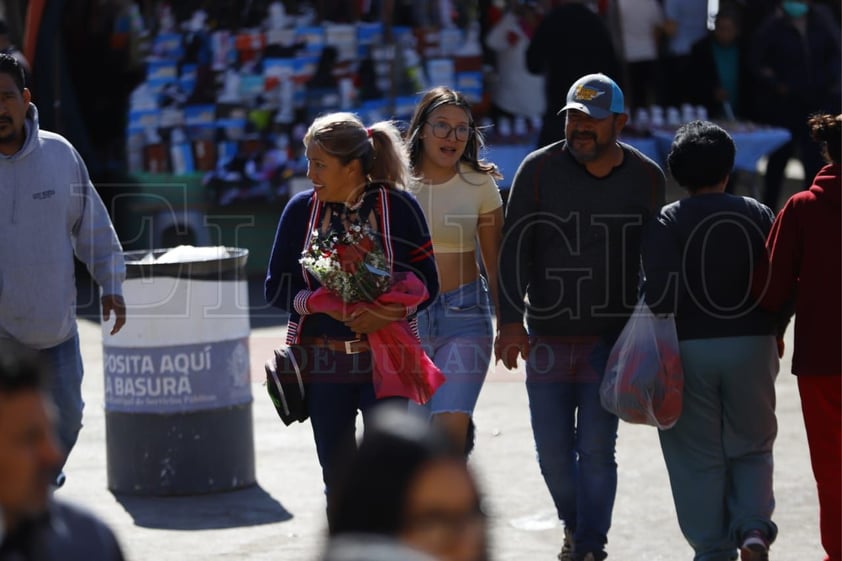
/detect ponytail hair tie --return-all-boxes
[366,127,373,138]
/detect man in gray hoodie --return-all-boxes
[0,53,126,483]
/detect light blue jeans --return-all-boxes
[659,335,779,561]
[525,337,617,558]
[415,278,493,415]
[38,333,85,469]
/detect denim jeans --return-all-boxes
[525,336,618,558]
[415,278,493,415]
[659,336,778,561]
[37,333,85,469]
[306,347,407,493]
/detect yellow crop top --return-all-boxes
[409,164,503,254]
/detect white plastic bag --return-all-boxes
[600,298,684,429]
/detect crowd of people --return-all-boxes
[0,1,839,560]
[483,0,840,210]
[264,63,839,561]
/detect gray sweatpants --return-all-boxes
[658,335,779,561]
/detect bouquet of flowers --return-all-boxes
[300,224,391,303]
[299,225,445,404]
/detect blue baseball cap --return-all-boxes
[559,73,625,119]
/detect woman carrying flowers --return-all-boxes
[406,87,504,454]
[265,112,440,498]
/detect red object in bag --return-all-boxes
[600,299,684,429]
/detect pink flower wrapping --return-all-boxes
[307,272,445,404]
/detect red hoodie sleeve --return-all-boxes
[759,201,802,314]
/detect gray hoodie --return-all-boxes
[0,104,125,349]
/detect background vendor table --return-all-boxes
[650,126,792,173]
[651,126,792,199]
[487,126,791,195]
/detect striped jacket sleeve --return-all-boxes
[388,190,439,314]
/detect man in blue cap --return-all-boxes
[496,73,666,561]
[526,1,622,147]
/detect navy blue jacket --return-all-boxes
[265,185,438,343]
[641,193,778,340]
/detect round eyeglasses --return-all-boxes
[426,121,472,141]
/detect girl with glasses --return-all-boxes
[405,86,504,455]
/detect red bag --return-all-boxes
[600,298,684,429]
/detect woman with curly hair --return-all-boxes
[760,113,842,561]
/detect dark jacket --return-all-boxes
[526,3,621,116]
[688,34,752,119]
[642,193,778,341]
[265,185,439,344]
[760,164,841,375]
[749,10,841,129]
[0,500,125,561]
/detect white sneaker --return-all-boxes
[740,530,770,561]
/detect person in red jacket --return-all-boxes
[760,113,841,561]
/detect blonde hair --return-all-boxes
[303,112,411,189]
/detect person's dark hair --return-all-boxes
[808,113,842,165]
[667,120,736,191]
[406,86,501,179]
[0,340,49,395]
[327,405,467,536]
[0,52,25,92]
[715,5,741,28]
[304,112,411,189]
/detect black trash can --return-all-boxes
[101,247,255,495]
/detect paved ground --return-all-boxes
[56,169,824,560]
[60,304,823,561]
